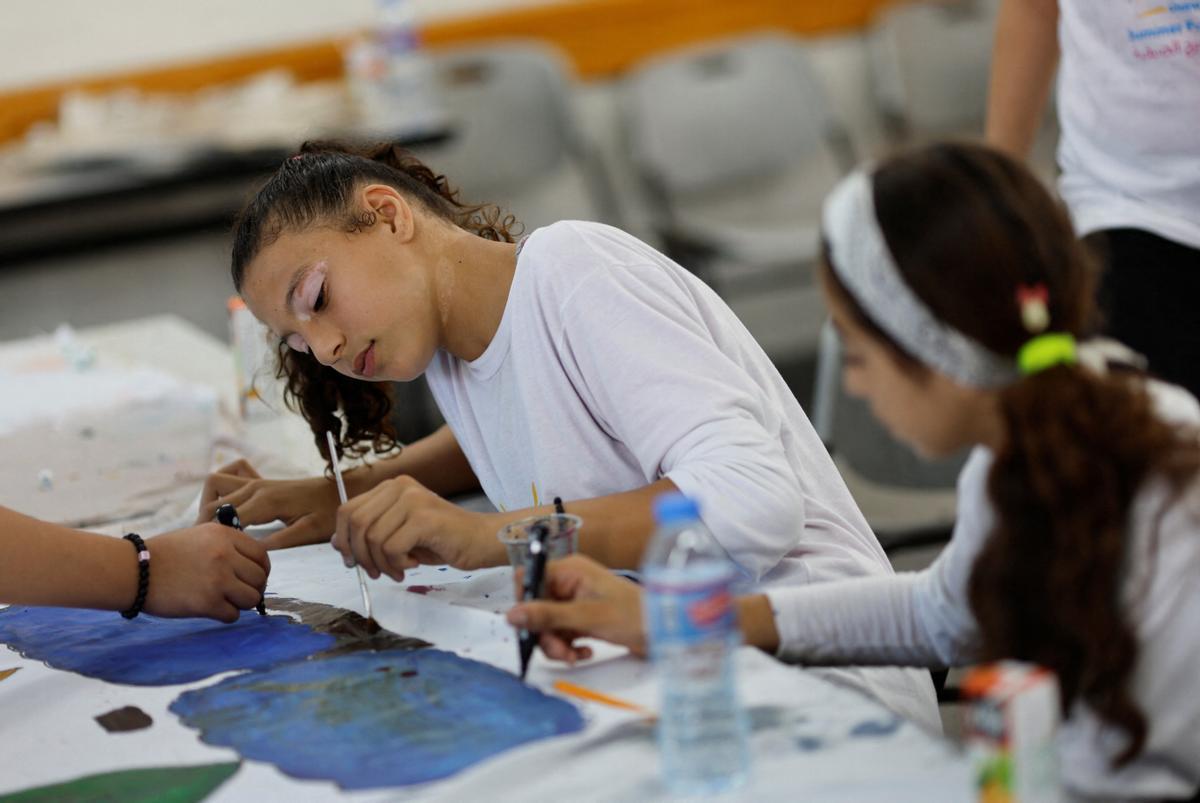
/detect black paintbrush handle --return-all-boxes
[518,524,551,680]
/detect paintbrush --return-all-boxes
[325,429,375,625]
[518,522,550,680]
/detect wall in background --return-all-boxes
[0,0,897,145]
[0,0,559,92]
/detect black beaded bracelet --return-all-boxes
[121,533,150,619]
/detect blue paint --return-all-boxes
[849,716,902,738]
[170,649,585,789]
[795,736,825,752]
[0,607,334,686]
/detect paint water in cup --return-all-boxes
[496,514,581,570]
[642,492,749,796]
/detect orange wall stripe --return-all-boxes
[0,0,896,146]
[422,0,890,77]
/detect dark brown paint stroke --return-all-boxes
[265,598,430,656]
[95,705,153,732]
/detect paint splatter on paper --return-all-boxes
[850,716,902,738]
[0,606,334,686]
[0,762,238,803]
[95,706,153,733]
[170,649,585,789]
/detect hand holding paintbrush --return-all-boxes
[213,503,267,615]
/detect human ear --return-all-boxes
[361,184,416,241]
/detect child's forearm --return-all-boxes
[350,424,480,498]
[736,594,782,653]
[0,508,136,611]
[561,478,677,568]
[469,478,677,570]
[985,0,1060,158]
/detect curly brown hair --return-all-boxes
[821,142,1200,767]
[230,140,520,465]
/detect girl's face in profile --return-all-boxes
[239,188,443,383]
[824,279,999,460]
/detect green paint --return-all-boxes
[0,762,239,803]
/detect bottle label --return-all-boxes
[643,568,735,647]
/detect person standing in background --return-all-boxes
[985,0,1200,399]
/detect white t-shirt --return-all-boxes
[765,380,1200,799]
[1056,0,1200,248]
[424,220,938,730]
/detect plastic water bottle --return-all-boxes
[344,0,443,137]
[642,492,749,796]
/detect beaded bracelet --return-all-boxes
[121,533,150,619]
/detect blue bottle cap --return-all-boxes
[652,492,700,525]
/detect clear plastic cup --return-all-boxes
[497,513,582,570]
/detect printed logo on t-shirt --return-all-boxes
[1123,0,1200,60]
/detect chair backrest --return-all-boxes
[867,0,1001,139]
[622,32,849,227]
[412,40,612,229]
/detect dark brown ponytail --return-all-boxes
[824,141,1200,766]
[974,363,1197,765]
[230,140,520,465]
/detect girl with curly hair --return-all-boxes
[198,140,938,729]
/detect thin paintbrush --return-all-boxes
[325,429,375,624]
[518,522,550,680]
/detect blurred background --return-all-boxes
[0,0,1059,568]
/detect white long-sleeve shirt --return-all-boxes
[424,220,938,730]
[766,381,1200,800]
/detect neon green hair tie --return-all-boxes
[1017,333,1077,375]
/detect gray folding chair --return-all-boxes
[619,32,856,369]
[413,40,621,232]
[811,322,963,553]
[866,0,1002,142]
[622,33,855,283]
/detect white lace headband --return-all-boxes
[821,169,1020,388]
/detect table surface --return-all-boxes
[0,315,973,801]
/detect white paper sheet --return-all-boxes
[0,318,972,800]
[0,543,971,801]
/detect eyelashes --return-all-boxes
[284,277,331,352]
[285,270,329,354]
[294,266,328,322]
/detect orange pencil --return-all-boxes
[553,680,655,717]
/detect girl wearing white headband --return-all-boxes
[509,143,1200,800]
